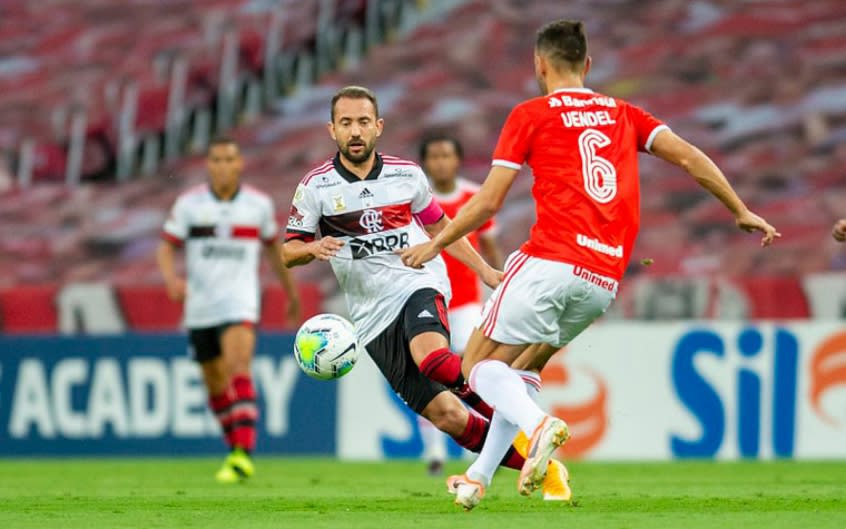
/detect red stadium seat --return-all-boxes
[0,285,59,334]
[261,284,323,331]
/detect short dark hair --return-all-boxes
[207,136,238,154]
[535,19,588,71]
[330,85,379,121]
[419,134,464,162]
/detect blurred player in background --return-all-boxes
[283,87,568,497]
[157,137,301,483]
[832,219,846,242]
[401,19,780,509]
[416,135,504,475]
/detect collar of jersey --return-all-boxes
[431,177,466,202]
[333,152,384,183]
[552,87,594,94]
[208,184,241,202]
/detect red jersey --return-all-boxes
[434,178,496,309]
[492,88,668,280]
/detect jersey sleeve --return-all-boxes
[285,183,320,242]
[627,103,670,153]
[491,104,534,170]
[161,197,190,247]
[410,167,445,225]
[260,199,279,245]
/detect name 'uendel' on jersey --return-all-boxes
[161,185,278,328]
[286,153,450,345]
[492,87,669,280]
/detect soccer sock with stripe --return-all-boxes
[209,386,236,449]
[226,374,259,453]
[466,370,541,486]
[450,412,525,471]
[420,348,494,419]
[469,359,547,437]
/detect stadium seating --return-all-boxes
[2,0,846,329]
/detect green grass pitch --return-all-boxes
[0,459,843,529]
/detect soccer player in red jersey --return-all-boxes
[401,20,780,509]
[417,135,504,475]
[157,137,301,483]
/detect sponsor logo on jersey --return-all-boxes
[573,266,618,292]
[349,232,410,259]
[359,209,384,234]
[316,177,341,189]
[576,233,623,258]
[288,205,305,228]
[201,245,247,260]
[384,168,414,178]
[358,187,374,199]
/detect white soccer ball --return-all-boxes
[293,313,360,381]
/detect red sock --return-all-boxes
[450,413,526,471]
[500,446,526,470]
[419,348,464,388]
[451,413,488,452]
[224,374,258,453]
[209,386,236,449]
[452,384,494,420]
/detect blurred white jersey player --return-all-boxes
[157,137,301,484]
[417,134,503,475]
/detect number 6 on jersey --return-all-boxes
[578,128,617,204]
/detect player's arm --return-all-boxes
[282,237,344,267]
[400,166,518,268]
[264,242,302,323]
[156,240,186,302]
[422,215,502,288]
[649,129,780,246]
[283,182,344,267]
[833,219,846,242]
[157,199,188,301]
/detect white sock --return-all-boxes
[469,360,546,436]
[466,410,516,487]
[466,371,542,487]
[418,416,447,462]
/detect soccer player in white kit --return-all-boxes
[401,20,779,509]
[157,137,301,483]
[282,86,564,485]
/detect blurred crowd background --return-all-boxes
[2,0,846,331]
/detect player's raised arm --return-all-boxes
[399,165,519,269]
[649,129,781,247]
[417,213,503,288]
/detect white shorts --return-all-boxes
[480,250,618,347]
[448,302,482,353]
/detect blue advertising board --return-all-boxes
[0,334,336,456]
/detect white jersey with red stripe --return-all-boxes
[286,153,450,345]
[162,184,278,328]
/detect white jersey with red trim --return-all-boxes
[286,153,450,345]
[162,184,278,328]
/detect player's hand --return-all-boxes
[286,292,302,325]
[397,241,440,269]
[165,277,186,302]
[735,210,781,247]
[309,237,344,261]
[480,266,504,289]
[832,219,846,242]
